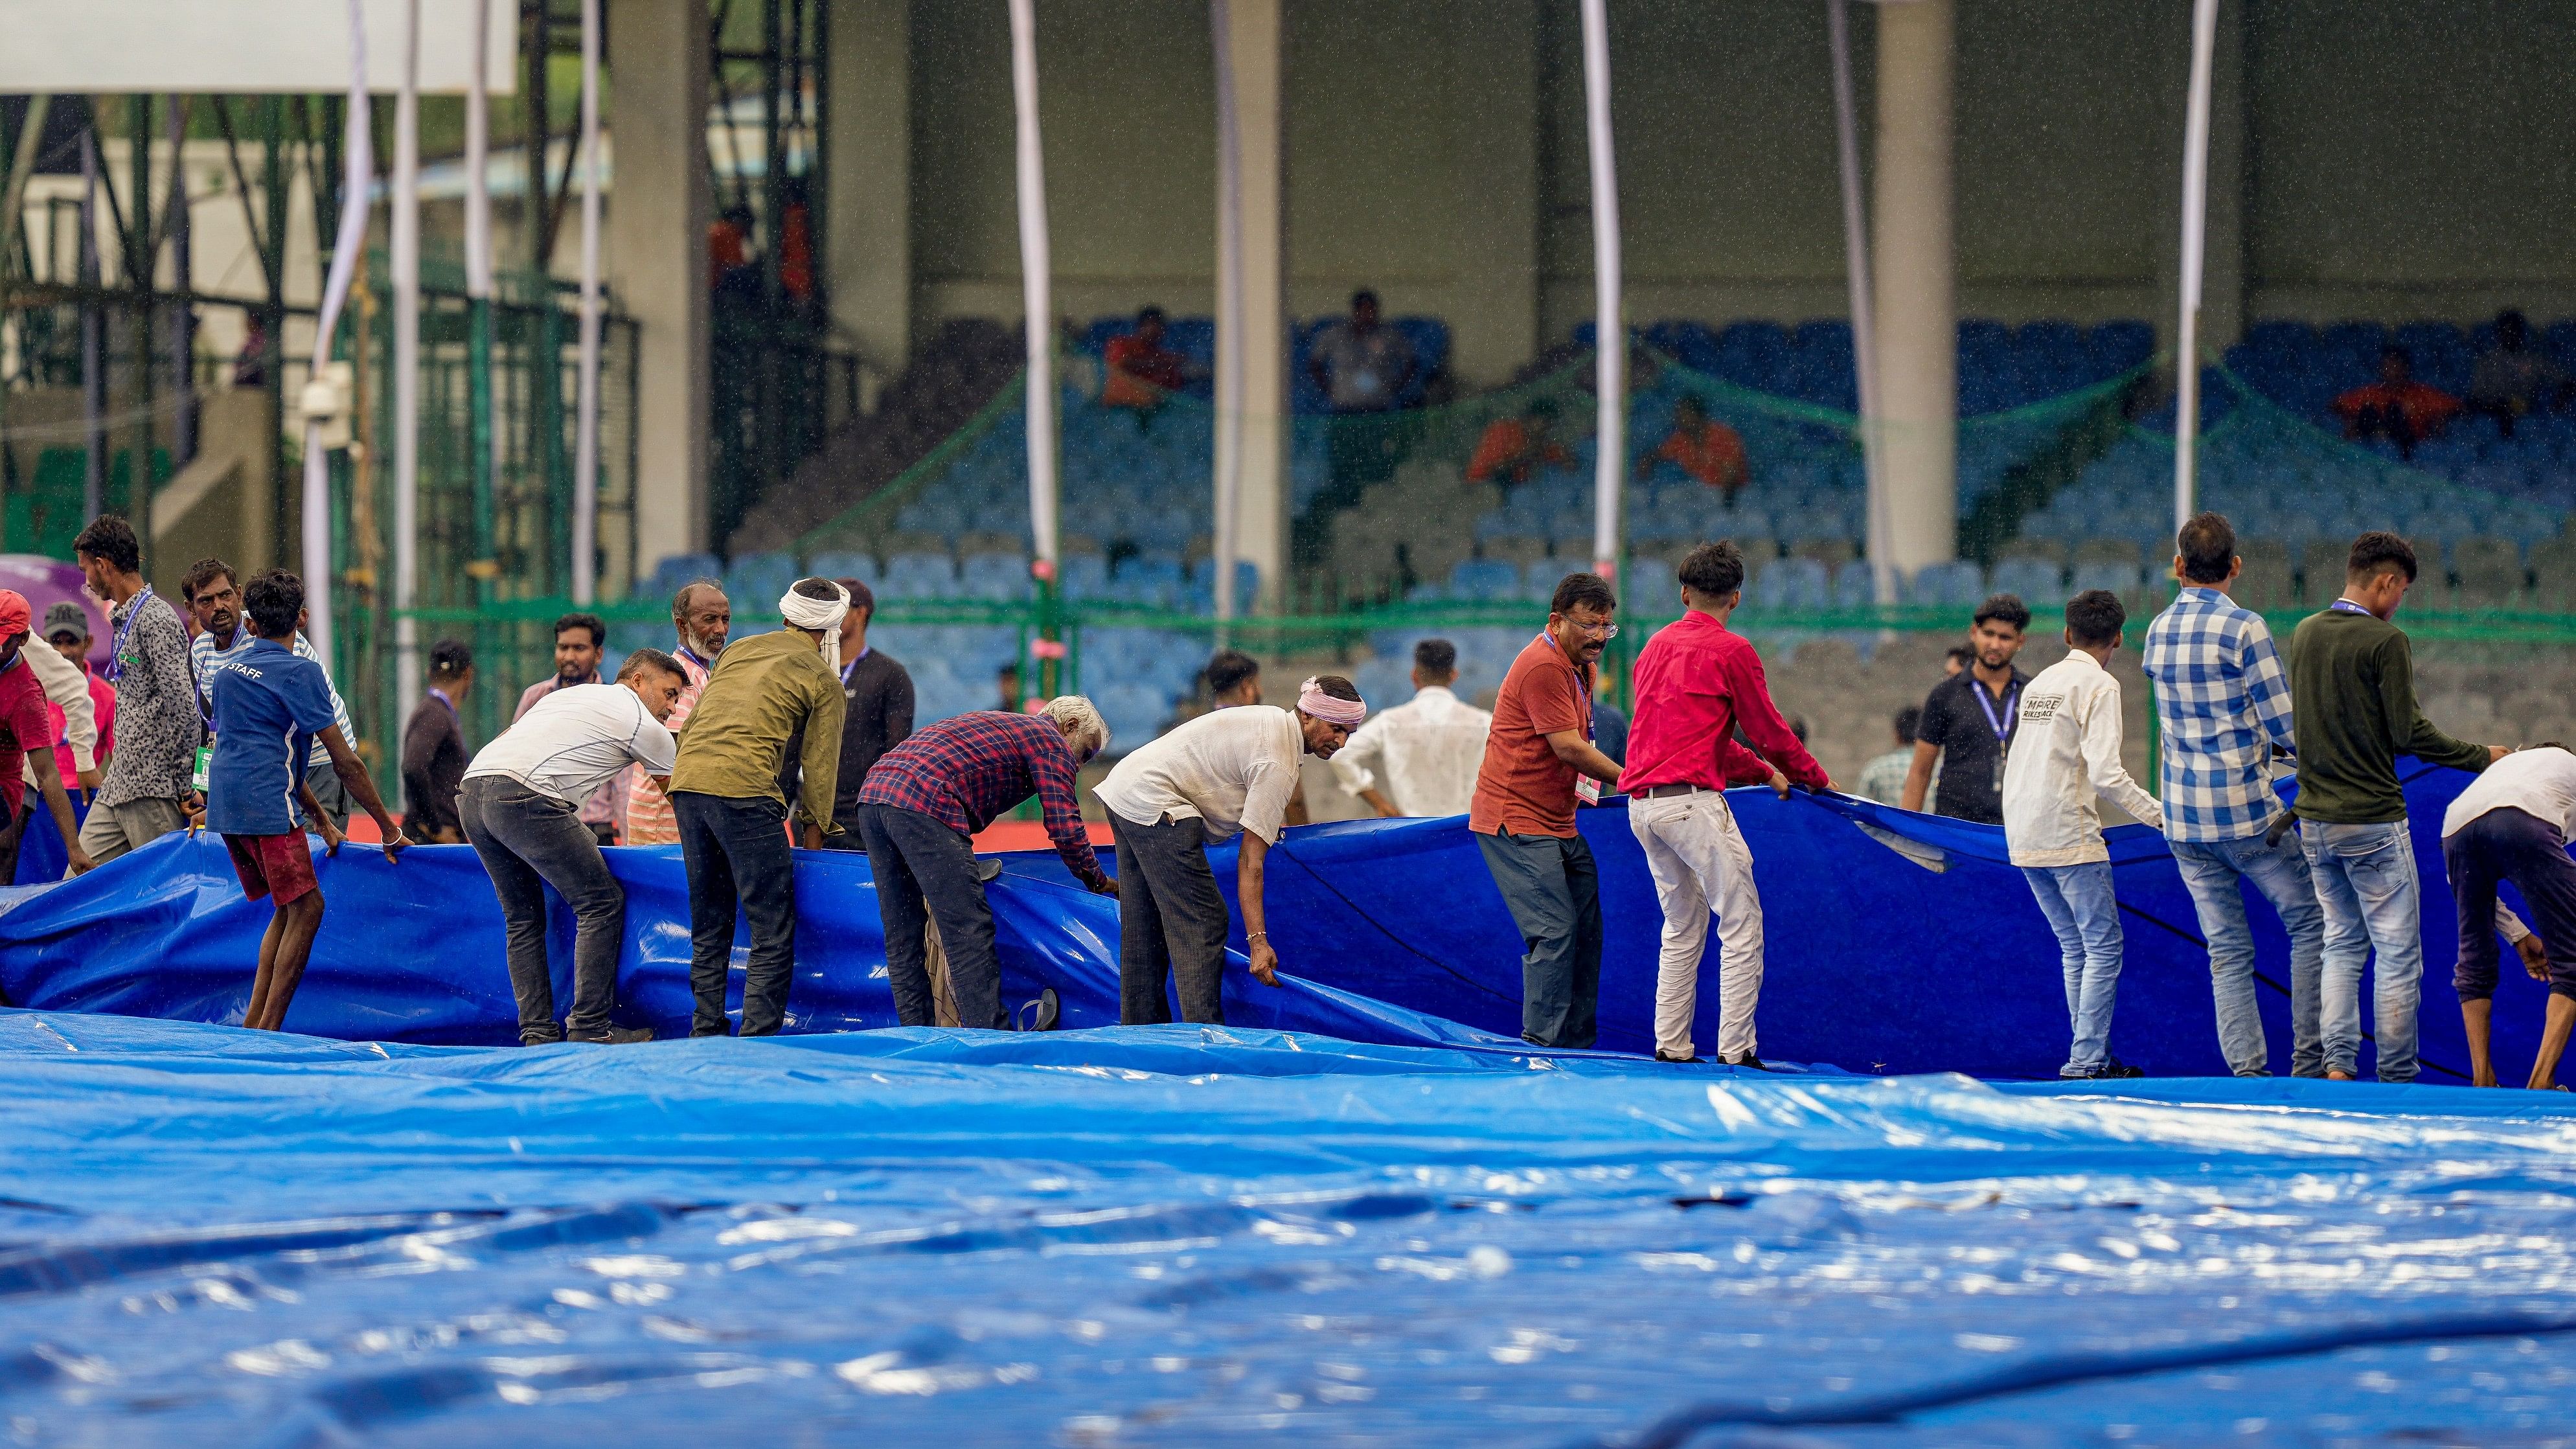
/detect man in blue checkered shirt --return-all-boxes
[2143,512,2325,1077]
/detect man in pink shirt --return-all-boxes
[40,602,113,792]
[1620,540,1832,1066]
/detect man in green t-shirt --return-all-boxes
[2287,531,2509,1083]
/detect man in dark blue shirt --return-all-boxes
[206,570,407,1031]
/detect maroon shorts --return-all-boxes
[223,832,319,906]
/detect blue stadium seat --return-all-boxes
[1989,557,2068,608]
[1750,557,1830,611]
[646,553,722,600]
[1908,561,1987,609]
[723,551,799,608]
[880,553,959,600]
[806,551,882,589]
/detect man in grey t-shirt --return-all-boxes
[1308,290,1418,497]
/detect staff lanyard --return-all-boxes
[841,644,870,686]
[2329,599,2375,617]
[1970,674,2020,753]
[103,586,152,684]
[1538,632,1593,739]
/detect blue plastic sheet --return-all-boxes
[0,761,2557,1081]
[6,1011,2576,1444]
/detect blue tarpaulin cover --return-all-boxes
[6,765,2576,1443]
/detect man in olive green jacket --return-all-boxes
[2287,531,2507,1082]
[670,578,850,1036]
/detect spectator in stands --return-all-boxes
[2004,589,2162,1080]
[1332,639,1491,818]
[232,315,268,388]
[2441,744,2574,1089]
[205,571,406,1032]
[40,603,111,801]
[997,662,1025,714]
[1622,542,1832,1066]
[2333,347,2461,459]
[185,557,359,832]
[1466,399,1577,486]
[1641,396,1749,502]
[624,582,730,845]
[514,612,619,847]
[0,593,92,882]
[1103,306,1193,418]
[401,641,474,845]
[1901,594,2031,825]
[2290,532,2507,1082]
[2468,310,2571,439]
[1097,676,1364,1025]
[462,649,684,1047]
[1471,573,1627,1049]
[74,515,193,867]
[860,698,1119,1031]
[1857,707,1921,805]
[2144,512,2326,1078]
[670,579,850,1037]
[1310,290,1418,497]
[789,578,914,848]
[710,205,757,300]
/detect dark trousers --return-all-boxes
[2449,806,2576,1001]
[1477,828,1604,1048]
[460,776,626,1044]
[672,790,798,1036]
[1110,812,1231,1025]
[860,803,1007,1029]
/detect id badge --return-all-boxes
[1575,775,1602,806]
[192,745,213,793]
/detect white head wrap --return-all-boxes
[1297,677,1367,727]
[780,581,852,673]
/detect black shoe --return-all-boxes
[1017,988,1062,1033]
[1723,1051,1769,1071]
[567,1025,655,1045]
[2082,1058,2145,1080]
[1654,1049,1702,1064]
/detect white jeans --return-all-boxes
[1627,788,1764,1060]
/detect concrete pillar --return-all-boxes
[1870,0,1956,578]
[825,0,911,372]
[1220,0,1290,613]
[608,0,710,572]
[1446,0,1539,388]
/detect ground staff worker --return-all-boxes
[461,649,686,1045]
[1095,676,1365,1025]
[1470,572,1625,1049]
[856,698,1117,1030]
[2442,744,2576,1090]
[669,579,849,1037]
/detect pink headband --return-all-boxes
[1297,677,1367,727]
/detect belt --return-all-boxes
[1638,782,1714,799]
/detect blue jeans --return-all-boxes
[2023,862,2124,1076]
[2171,833,2327,1077]
[2300,818,2422,1082]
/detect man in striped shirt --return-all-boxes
[2141,512,2325,1077]
[622,581,730,845]
[183,557,359,830]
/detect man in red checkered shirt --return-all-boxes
[854,696,1117,1029]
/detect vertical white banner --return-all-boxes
[1579,0,1623,581]
[2174,0,2220,534]
[1007,0,1059,575]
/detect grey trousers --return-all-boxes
[77,795,187,867]
[1477,828,1604,1049]
[860,803,1008,1029]
[1111,812,1231,1025]
[459,775,627,1044]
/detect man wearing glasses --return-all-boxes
[1469,571,1628,1048]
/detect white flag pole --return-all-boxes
[573,0,602,603]
[1579,0,1623,583]
[393,0,422,733]
[1209,0,1244,632]
[1007,0,1059,588]
[304,0,372,671]
[2174,0,2220,534]
[1829,0,1891,604]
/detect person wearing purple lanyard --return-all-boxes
[1901,593,2033,824]
[514,612,620,847]
[73,515,195,867]
[401,640,476,844]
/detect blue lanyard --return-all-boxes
[103,585,152,684]
[2329,599,2374,617]
[1538,632,1593,738]
[841,644,870,685]
[1969,674,2019,747]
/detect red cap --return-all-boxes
[0,590,30,643]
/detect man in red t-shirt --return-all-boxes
[1466,401,1577,486]
[0,591,93,878]
[1621,540,1833,1066]
[1469,571,1627,1048]
[2332,347,2461,459]
[1103,306,1192,413]
[1640,396,1748,500]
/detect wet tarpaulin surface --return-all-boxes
[6,1012,2576,1446]
[0,762,2547,1081]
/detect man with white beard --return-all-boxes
[624,581,731,845]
